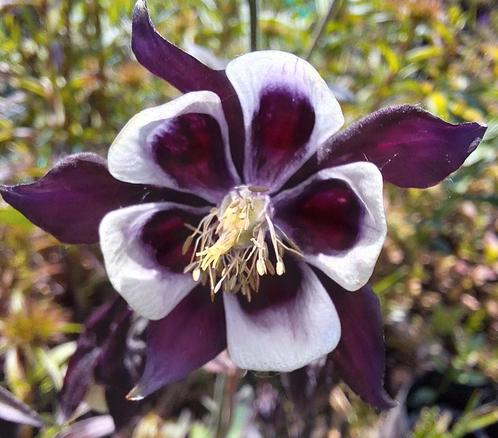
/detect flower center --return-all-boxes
[182,186,302,300]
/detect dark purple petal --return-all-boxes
[248,87,315,186]
[151,112,236,195]
[60,349,100,420]
[315,105,487,188]
[141,208,202,273]
[275,178,363,254]
[0,153,197,245]
[59,297,131,420]
[104,387,141,432]
[132,0,245,170]
[94,308,135,385]
[317,272,395,409]
[95,312,144,431]
[129,287,226,399]
[0,386,43,428]
[132,0,224,94]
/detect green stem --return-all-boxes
[214,369,241,438]
[248,0,258,51]
[305,0,340,61]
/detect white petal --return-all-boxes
[99,202,206,320]
[108,91,240,204]
[224,262,340,371]
[225,50,344,191]
[274,162,386,291]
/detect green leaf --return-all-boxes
[451,406,498,438]
[0,207,33,230]
[190,422,213,438]
[406,46,443,63]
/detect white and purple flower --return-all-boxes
[1,0,486,410]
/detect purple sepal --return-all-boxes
[315,105,486,188]
[130,288,226,399]
[131,0,245,170]
[95,312,144,431]
[132,0,225,93]
[59,297,132,421]
[318,272,395,410]
[0,386,43,427]
[0,153,198,245]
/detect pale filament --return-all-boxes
[182,187,302,301]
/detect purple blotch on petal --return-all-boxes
[317,271,395,410]
[150,113,235,193]
[275,179,363,254]
[0,153,200,245]
[250,87,315,185]
[141,209,201,273]
[316,105,487,188]
[131,0,245,171]
[238,256,302,318]
[131,287,226,399]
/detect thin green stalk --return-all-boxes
[305,0,340,61]
[214,369,242,438]
[248,0,258,51]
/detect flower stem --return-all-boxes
[214,369,242,438]
[247,0,259,51]
[305,0,340,61]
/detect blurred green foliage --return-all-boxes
[0,0,497,437]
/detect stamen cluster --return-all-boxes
[183,186,302,300]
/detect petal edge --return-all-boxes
[224,261,341,372]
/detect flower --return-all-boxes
[59,296,146,430]
[0,0,486,410]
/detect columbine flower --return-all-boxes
[59,297,146,430]
[1,0,486,409]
